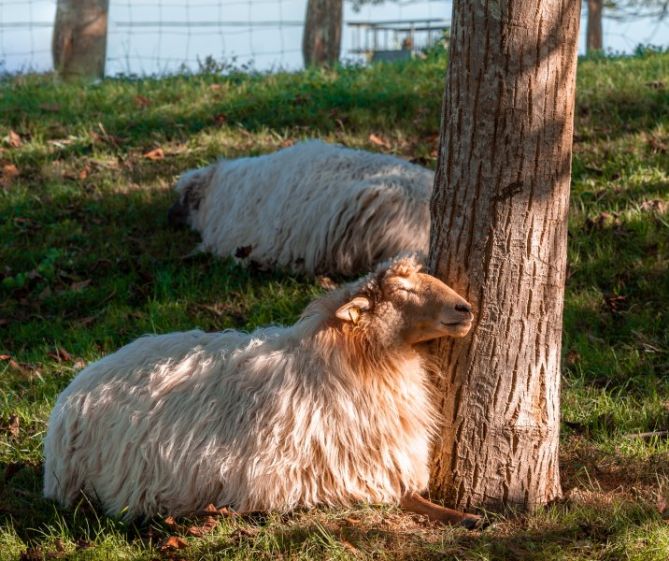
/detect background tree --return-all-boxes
[428,0,581,511]
[52,0,109,80]
[302,0,343,67]
[586,0,669,54]
[587,0,604,52]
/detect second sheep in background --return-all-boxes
[168,140,432,276]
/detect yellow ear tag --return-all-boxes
[348,307,360,324]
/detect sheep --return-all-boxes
[43,256,480,527]
[168,141,432,276]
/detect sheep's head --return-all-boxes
[335,256,473,346]
[168,164,217,227]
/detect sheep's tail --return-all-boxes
[43,401,86,507]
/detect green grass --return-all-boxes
[1,50,668,560]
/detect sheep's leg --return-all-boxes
[400,491,484,529]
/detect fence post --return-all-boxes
[52,0,110,80]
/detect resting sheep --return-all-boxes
[43,256,479,526]
[168,141,432,276]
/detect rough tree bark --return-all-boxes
[586,0,603,53]
[302,0,343,67]
[428,0,581,512]
[52,0,109,80]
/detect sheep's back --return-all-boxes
[42,328,277,518]
[189,141,433,275]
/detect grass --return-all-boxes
[0,49,668,560]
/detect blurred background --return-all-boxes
[1,0,668,77]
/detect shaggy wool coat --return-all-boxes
[171,140,432,275]
[43,264,438,519]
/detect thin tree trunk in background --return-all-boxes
[302,0,343,67]
[52,0,109,80]
[586,0,603,53]
[428,0,581,512]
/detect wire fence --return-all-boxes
[1,0,668,77]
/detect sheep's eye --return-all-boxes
[396,285,417,294]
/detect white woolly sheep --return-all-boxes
[43,256,479,526]
[168,141,432,276]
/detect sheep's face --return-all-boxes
[168,165,216,227]
[335,261,474,346]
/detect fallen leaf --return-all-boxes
[7,130,22,148]
[640,199,668,214]
[163,515,178,529]
[144,148,165,160]
[213,113,227,126]
[340,539,359,555]
[187,515,218,536]
[195,503,234,517]
[369,133,391,149]
[7,360,42,380]
[78,166,89,181]
[48,347,73,362]
[1,163,20,188]
[2,163,19,178]
[70,279,92,291]
[316,276,338,291]
[159,536,188,551]
[6,414,19,438]
[281,138,295,148]
[233,526,260,539]
[54,538,65,553]
[209,83,222,91]
[73,358,86,370]
[19,546,43,561]
[74,538,92,550]
[0,354,10,361]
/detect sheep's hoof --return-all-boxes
[459,514,488,531]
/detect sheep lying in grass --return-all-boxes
[168,141,432,276]
[43,256,479,527]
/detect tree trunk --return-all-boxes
[52,0,109,80]
[586,0,603,53]
[302,0,342,67]
[428,0,581,512]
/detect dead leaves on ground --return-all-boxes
[156,504,235,552]
[0,355,42,381]
[144,147,165,161]
[368,133,391,149]
[5,130,22,148]
[2,414,20,439]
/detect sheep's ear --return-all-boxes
[335,297,371,324]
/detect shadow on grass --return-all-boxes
[0,182,318,361]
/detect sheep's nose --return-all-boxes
[455,303,472,314]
